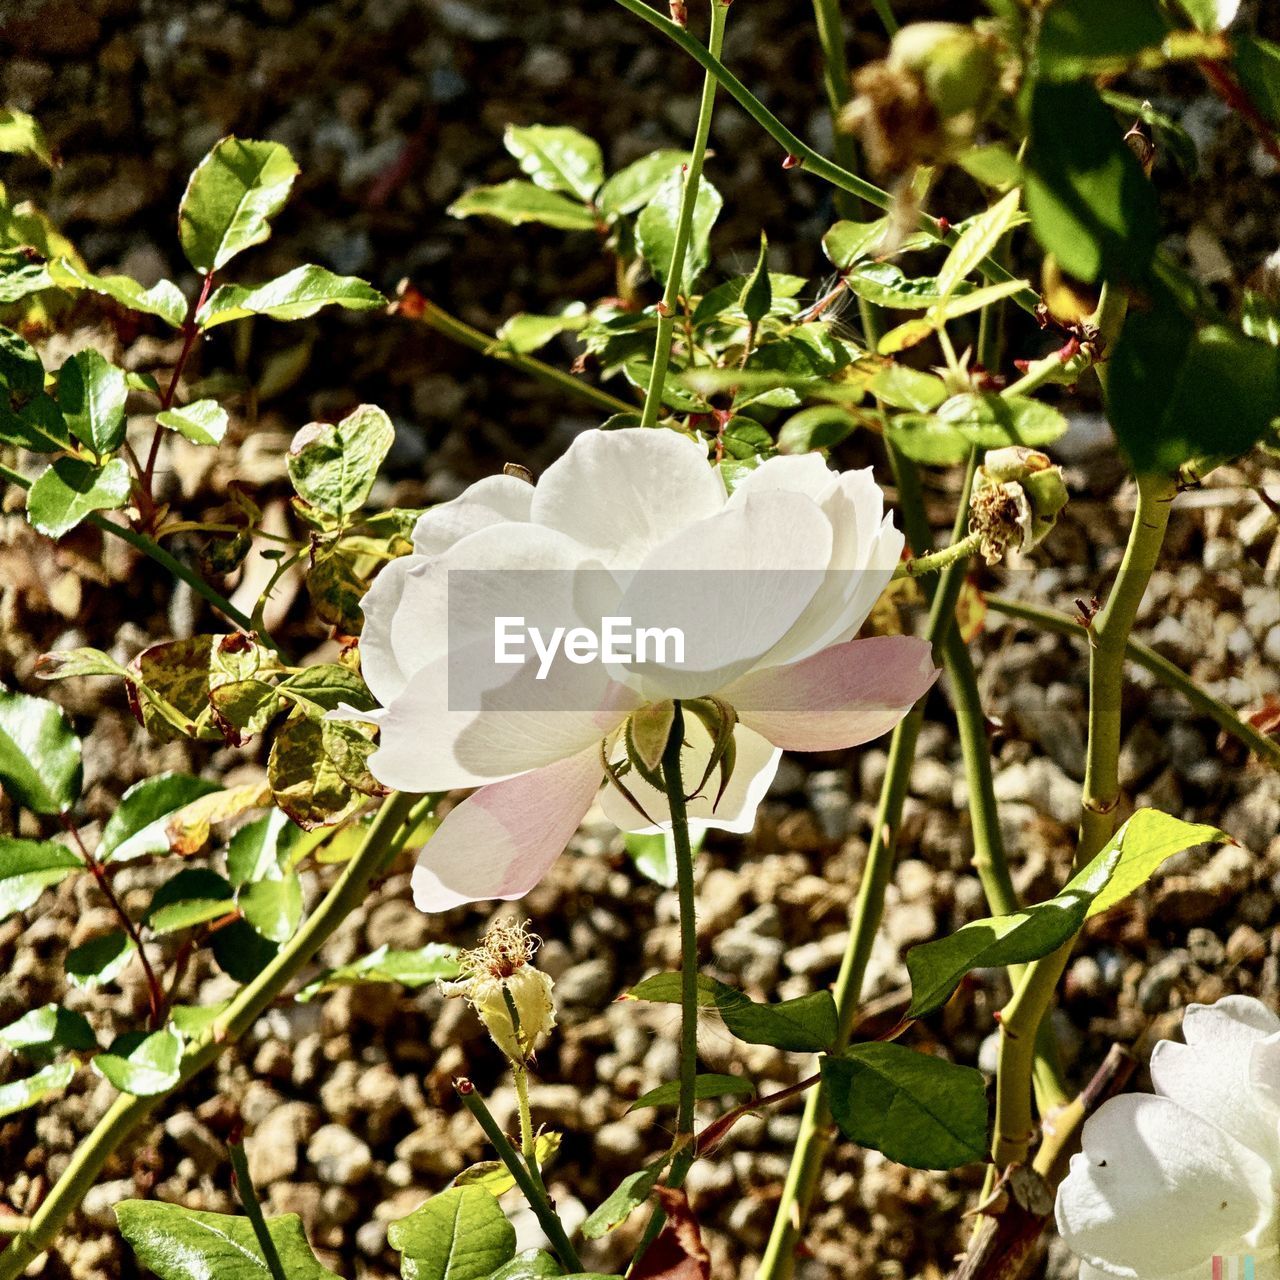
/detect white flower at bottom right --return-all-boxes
[1056,995,1280,1280]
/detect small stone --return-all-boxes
[1137,951,1190,1013]
[163,1113,223,1174]
[1226,924,1266,965]
[698,867,746,936]
[1065,955,1105,1001]
[556,957,615,1007]
[81,1179,135,1228]
[307,1124,374,1186]
[247,1102,319,1186]
[1186,927,1224,968]
[595,1119,644,1163]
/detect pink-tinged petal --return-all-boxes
[530,427,726,567]
[411,474,533,557]
[412,747,604,911]
[1055,1094,1276,1280]
[598,721,780,836]
[612,488,832,702]
[722,636,938,751]
[1151,997,1280,1164]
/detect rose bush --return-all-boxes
[350,426,937,911]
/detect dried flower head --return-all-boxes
[969,447,1068,565]
[442,919,557,1065]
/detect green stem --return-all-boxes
[0,791,426,1280]
[870,0,899,35]
[892,530,982,580]
[661,701,699,1184]
[0,461,260,640]
[985,594,1280,771]
[608,0,1040,316]
[992,472,1176,1168]
[228,1141,288,1280]
[456,1081,582,1273]
[406,297,632,416]
[640,2,728,430]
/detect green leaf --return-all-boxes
[936,189,1021,303]
[0,1004,96,1058]
[449,181,597,231]
[46,259,187,328]
[495,305,588,355]
[268,715,362,831]
[1024,81,1158,283]
[844,262,952,310]
[870,365,948,412]
[93,1028,184,1095]
[956,144,1024,191]
[127,636,220,743]
[635,172,722,294]
[211,919,280,983]
[36,646,131,682]
[388,1185,516,1280]
[287,403,394,518]
[598,151,690,217]
[156,400,229,446]
[623,831,675,888]
[822,219,892,270]
[777,405,861,454]
[488,1250,568,1280]
[454,1135,562,1197]
[0,688,83,815]
[66,931,135,989]
[0,250,52,303]
[27,457,131,538]
[239,873,303,944]
[932,277,1032,323]
[628,1073,755,1112]
[1243,290,1280,347]
[0,391,72,455]
[296,942,460,1002]
[936,392,1068,449]
[168,1001,230,1037]
[1236,36,1280,130]
[179,137,299,273]
[226,808,296,885]
[905,809,1230,1018]
[721,417,775,461]
[145,868,235,934]
[1036,0,1169,80]
[504,124,604,202]
[739,233,772,324]
[1109,310,1280,474]
[581,1160,667,1239]
[0,109,54,166]
[0,1060,76,1120]
[99,773,221,863]
[116,1200,340,1280]
[0,838,82,919]
[884,415,971,465]
[628,973,837,1052]
[198,264,386,329]
[822,1043,988,1169]
[57,350,128,456]
[0,324,45,397]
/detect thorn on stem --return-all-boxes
[782,153,803,170]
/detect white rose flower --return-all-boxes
[346,427,937,911]
[1056,995,1280,1280]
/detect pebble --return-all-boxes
[307,1124,374,1186]
[1137,951,1191,1013]
[162,1113,223,1174]
[556,957,615,1007]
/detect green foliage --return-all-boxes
[296,942,460,1002]
[0,687,83,814]
[628,1073,755,1111]
[92,1028,184,1095]
[178,137,299,273]
[0,1060,76,1120]
[115,1201,340,1280]
[822,1043,988,1170]
[504,124,604,203]
[156,400,229,446]
[0,838,83,919]
[581,1160,667,1239]
[0,1003,96,1060]
[46,258,187,326]
[635,171,722,292]
[198,264,386,329]
[287,403,394,519]
[66,930,136,989]
[905,810,1230,1018]
[388,1185,516,1280]
[1035,0,1168,80]
[628,972,837,1052]
[57,349,127,456]
[597,150,690,217]
[26,456,131,537]
[450,181,598,231]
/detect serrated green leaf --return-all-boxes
[635,172,722,294]
[36,646,131,682]
[870,365,948,412]
[0,1004,96,1058]
[156,400,229,446]
[145,868,235,935]
[936,189,1021,303]
[66,931,135,989]
[296,942,459,1001]
[46,259,187,327]
[777,404,861,454]
[226,808,296,886]
[198,264,386,329]
[628,1073,755,1112]
[0,1060,76,1119]
[27,457,131,538]
[1037,0,1169,80]
[739,233,772,325]
[179,137,299,273]
[581,1160,667,1239]
[0,109,54,167]
[936,392,1068,449]
[278,664,376,716]
[268,715,361,831]
[487,1250,567,1280]
[495,304,588,354]
[287,404,394,518]
[449,181,597,231]
[906,809,1230,1018]
[885,415,971,465]
[239,873,302,944]
[0,392,73,454]
[454,1134,561,1196]
[0,688,82,815]
[93,1028,184,1095]
[823,1042,988,1169]
[116,1200,341,1280]
[1025,81,1158,283]
[844,262,952,310]
[0,838,82,919]
[822,218,893,270]
[504,124,603,202]
[57,350,127,456]
[99,773,221,864]
[388,1185,516,1280]
[211,918,280,983]
[628,973,837,1052]
[598,150,691,217]
[126,635,221,744]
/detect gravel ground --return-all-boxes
[1,0,1280,1277]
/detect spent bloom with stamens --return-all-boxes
[440,919,556,1065]
[341,427,938,911]
[1055,995,1280,1280]
[969,446,1067,565]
